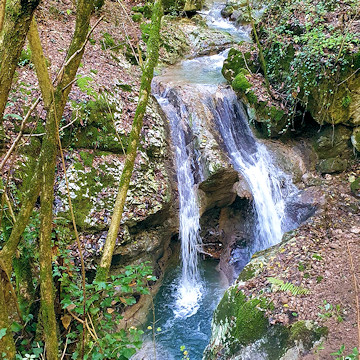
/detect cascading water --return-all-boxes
[134,2,312,359]
[208,88,296,250]
[155,91,203,318]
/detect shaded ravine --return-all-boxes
[133,4,307,360]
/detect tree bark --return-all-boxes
[0,0,6,33]
[0,272,16,359]
[0,0,40,125]
[36,1,95,358]
[28,18,52,107]
[0,165,41,275]
[95,0,163,283]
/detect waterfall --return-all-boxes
[153,76,296,319]
[154,87,203,318]
[208,88,295,250]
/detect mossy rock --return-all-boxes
[221,5,234,18]
[209,286,269,356]
[222,48,257,82]
[316,157,348,174]
[312,124,352,159]
[289,321,328,350]
[63,98,128,153]
[162,0,204,13]
[351,127,360,152]
[205,236,328,359]
[307,74,360,126]
[232,73,251,92]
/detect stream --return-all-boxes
[134,3,306,359]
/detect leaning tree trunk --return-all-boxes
[0,0,40,126]
[0,271,16,359]
[35,1,95,358]
[95,0,163,283]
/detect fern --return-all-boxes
[267,277,310,296]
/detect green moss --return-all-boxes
[64,98,128,153]
[132,4,153,18]
[214,287,269,351]
[222,49,257,82]
[79,150,95,167]
[246,90,258,104]
[132,13,143,22]
[341,94,352,108]
[289,321,328,349]
[232,73,252,92]
[233,295,268,345]
[238,264,256,281]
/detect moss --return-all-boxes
[222,49,257,82]
[246,90,258,104]
[132,13,143,22]
[233,295,269,345]
[213,287,269,352]
[341,93,352,108]
[132,4,153,18]
[79,150,95,167]
[232,73,252,92]
[238,263,256,281]
[289,321,328,349]
[64,98,128,153]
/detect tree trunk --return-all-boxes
[28,18,52,108]
[0,272,16,359]
[0,0,6,33]
[95,0,163,283]
[0,0,40,125]
[36,1,95,358]
[0,165,41,274]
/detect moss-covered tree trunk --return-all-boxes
[36,1,95,358]
[0,0,40,125]
[95,0,163,283]
[0,272,16,359]
[0,0,6,33]
[0,165,41,274]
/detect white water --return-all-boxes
[155,92,203,318]
[202,0,250,41]
[208,88,296,250]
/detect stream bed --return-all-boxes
[133,2,310,359]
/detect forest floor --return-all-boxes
[239,161,360,359]
[2,0,143,150]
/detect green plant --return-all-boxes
[331,345,359,360]
[318,300,343,322]
[18,47,32,67]
[59,260,156,359]
[268,277,310,295]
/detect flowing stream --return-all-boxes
[135,3,305,359]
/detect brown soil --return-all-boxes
[239,162,360,359]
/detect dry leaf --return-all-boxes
[66,304,76,311]
[61,314,72,329]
